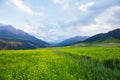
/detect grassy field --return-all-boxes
[0,47,120,80]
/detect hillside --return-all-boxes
[83,29,120,42]
[72,29,120,47]
[0,25,50,49]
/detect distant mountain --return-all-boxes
[83,29,120,43]
[49,42,58,46]
[0,25,50,49]
[56,36,88,46]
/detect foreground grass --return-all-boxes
[0,47,120,80]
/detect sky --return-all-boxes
[0,0,120,42]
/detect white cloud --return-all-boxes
[77,6,120,36]
[3,0,120,42]
[95,6,120,24]
[18,23,60,42]
[79,2,95,11]
[52,0,60,4]
[52,0,70,9]
[23,6,120,41]
[9,0,44,16]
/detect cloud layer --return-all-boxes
[9,0,43,16]
[0,0,120,42]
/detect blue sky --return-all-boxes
[0,0,120,42]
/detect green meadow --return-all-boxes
[0,47,120,80]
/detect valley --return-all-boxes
[0,0,120,80]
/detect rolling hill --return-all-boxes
[0,25,50,49]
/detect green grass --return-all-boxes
[0,47,120,80]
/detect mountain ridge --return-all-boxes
[0,25,50,49]
[83,28,120,43]
[56,36,88,46]
[72,28,120,47]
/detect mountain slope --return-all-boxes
[0,25,50,49]
[83,29,120,42]
[56,36,88,46]
[73,29,120,47]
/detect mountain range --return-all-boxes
[55,28,120,47]
[0,25,50,49]
[0,24,120,49]
[56,36,88,46]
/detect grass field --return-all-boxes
[0,47,120,80]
